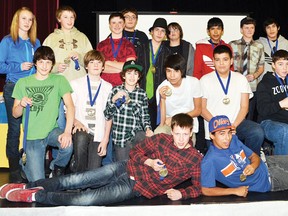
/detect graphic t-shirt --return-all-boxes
[12,74,72,140]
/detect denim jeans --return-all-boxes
[29,161,140,206]
[267,156,288,191]
[261,120,288,155]
[72,130,102,172]
[236,119,264,155]
[23,128,73,182]
[101,132,114,165]
[3,82,22,159]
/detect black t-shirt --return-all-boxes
[123,29,149,50]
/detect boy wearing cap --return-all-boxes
[104,60,153,161]
[122,8,149,51]
[137,17,172,130]
[200,44,264,155]
[1,113,202,205]
[201,115,288,197]
[69,50,112,172]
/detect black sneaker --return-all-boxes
[50,165,65,178]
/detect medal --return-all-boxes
[125,95,131,104]
[150,41,162,74]
[222,97,230,105]
[151,66,156,73]
[240,173,246,182]
[22,152,27,165]
[165,87,172,96]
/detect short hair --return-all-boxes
[56,5,77,21]
[83,50,105,73]
[164,54,187,78]
[109,12,125,23]
[120,68,142,82]
[272,49,288,63]
[167,22,183,39]
[263,17,279,31]
[213,44,233,58]
[207,17,224,30]
[171,113,193,131]
[33,46,55,66]
[240,17,256,28]
[10,7,37,45]
[121,8,138,19]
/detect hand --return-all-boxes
[145,129,154,137]
[279,97,288,109]
[58,132,72,148]
[112,90,128,103]
[164,189,182,201]
[243,164,255,176]
[72,121,88,134]
[69,52,79,60]
[159,86,170,99]
[231,124,237,135]
[235,186,249,197]
[165,117,172,127]
[145,159,165,172]
[21,62,34,71]
[19,97,33,108]
[97,141,107,156]
[246,74,255,82]
[58,63,68,73]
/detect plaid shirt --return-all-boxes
[104,84,151,147]
[229,37,265,91]
[126,133,202,199]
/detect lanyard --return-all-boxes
[267,38,278,55]
[209,39,222,50]
[23,104,30,152]
[25,41,35,75]
[87,75,102,107]
[124,30,137,45]
[274,72,288,97]
[150,41,162,65]
[110,37,123,60]
[215,70,231,96]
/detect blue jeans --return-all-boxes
[236,119,264,155]
[3,82,22,159]
[23,128,73,182]
[29,161,140,206]
[101,132,114,165]
[261,120,288,155]
[267,156,288,191]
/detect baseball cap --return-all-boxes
[209,115,232,133]
[123,60,143,72]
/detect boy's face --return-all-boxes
[86,59,104,76]
[151,27,166,43]
[207,26,223,43]
[109,16,125,35]
[241,24,255,39]
[123,12,137,30]
[166,67,182,87]
[210,129,232,150]
[124,69,140,87]
[171,125,192,149]
[265,23,279,40]
[58,11,75,31]
[213,52,233,75]
[35,59,53,77]
[168,27,180,41]
[272,59,288,79]
[19,10,33,33]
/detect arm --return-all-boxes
[58,92,75,148]
[193,44,202,80]
[187,97,202,118]
[12,97,32,118]
[242,152,260,176]
[201,97,213,122]
[233,93,249,128]
[246,65,264,82]
[202,186,249,197]
[97,119,112,156]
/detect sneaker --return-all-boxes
[50,165,65,178]
[0,183,26,199]
[6,187,43,203]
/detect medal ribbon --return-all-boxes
[87,75,102,107]
[23,104,30,152]
[209,39,222,50]
[110,37,123,60]
[274,72,288,97]
[267,38,278,55]
[150,41,162,66]
[124,30,137,45]
[215,70,231,96]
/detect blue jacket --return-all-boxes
[0,35,41,83]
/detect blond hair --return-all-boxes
[10,7,37,45]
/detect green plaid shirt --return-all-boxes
[104,84,151,147]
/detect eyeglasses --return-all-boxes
[124,16,137,20]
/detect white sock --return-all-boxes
[32,193,36,201]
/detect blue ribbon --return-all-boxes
[87,75,102,107]
[149,41,162,65]
[274,72,288,97]
[267,38,278,55]
[23,104,30,152]
[110,37,123,60]
[215,70,231,96]
[124,30,137,45]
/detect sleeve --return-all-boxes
[59,76,73,97]
[200,76,209,99]
[193,44,202,80]
[103,88,118,120]
[186,43,195,76]
[12,79,25,100]
[140,91,152,130]
[201,157,217,188]
[256,81,282,116]
[0,37,22,73]
[192,78,202,98]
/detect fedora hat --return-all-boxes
[149,18,169,34]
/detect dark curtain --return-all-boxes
[0,0,59,91]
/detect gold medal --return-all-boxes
[165,87,172,96]
[125,95,131,104]
[151,66,156,73]
[223,97,230,105]
[159,167,168,178]
[240,173,246,182]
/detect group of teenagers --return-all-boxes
[0,5,288,206]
